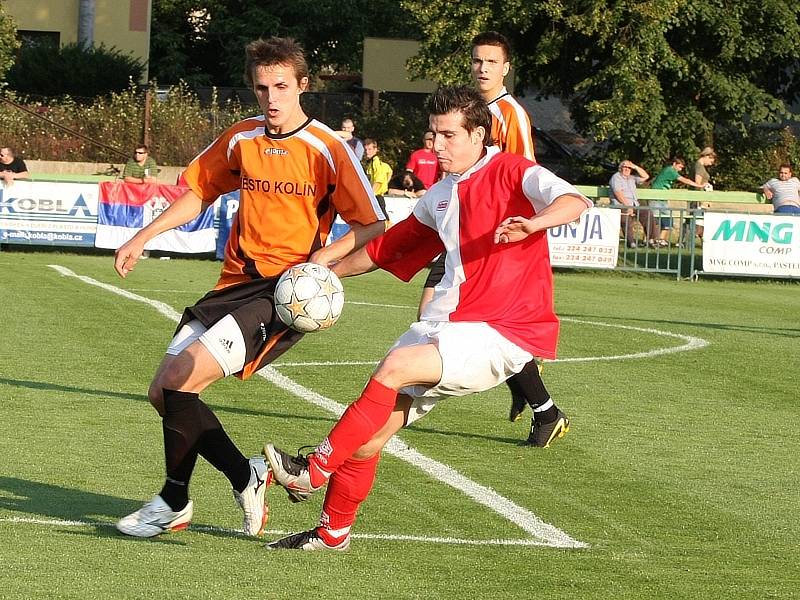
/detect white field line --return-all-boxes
[274,315,709,367]
[48,265,587,549]
[0,517,552,547]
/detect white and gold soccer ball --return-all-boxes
[274,262,345,332]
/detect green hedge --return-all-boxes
[0,83,253,166]
[6,42,144,98]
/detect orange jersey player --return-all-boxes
[471,32,535,160]
[183,116,381,289]
[113,37,385,541]
[488,90,535,160]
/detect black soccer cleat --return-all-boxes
[525,410,570,448]
[265,529,350,551]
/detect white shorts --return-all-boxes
[392,321,533,425]
[166,316,247,377]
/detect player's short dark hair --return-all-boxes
[427,86,493,147]
[363,138,377,147]
[471,31,511,62]
[779,163,792,172]
[244,37,309,86]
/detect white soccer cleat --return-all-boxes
[262,443,325,503]
[116,495,193,537]
[233,456,272,537]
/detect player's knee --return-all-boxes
[373,350,409,389]
[147,382,165,415]
[353,438,384,460]
[154,357,194,392]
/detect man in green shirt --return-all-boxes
[650,157,704,246]
[123,144,159,184]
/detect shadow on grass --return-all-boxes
[404,424,524,446]
[0,477,254,544]
[0,377,336,424]
[561,313,800,338]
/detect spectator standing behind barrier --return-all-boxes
[609,160,660,248]
[337,118,365,161]
[405,131,440,189]
[387,170,426,198]
[684,147,717,242]
[123,144,158,184]
[650,157,704,246]
[364,138,393,216]
[761,164,800,215]
[0,146,29,185]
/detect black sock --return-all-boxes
[159,389,248,503]
[534,404,559,424]
[196,426,250,492]
[508,360,555,415]
[160,389,205,510]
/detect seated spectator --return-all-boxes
[387,170,426,198]
[405,131,440,189]
[123,144,158,184]
[336,118,365,161]
[0,146,30,185]
[609,160,660,248]
[364,138,392,215]
[761,164,800,215]
[650,157,704,246]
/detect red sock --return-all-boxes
[316,454,380,546]
[308,378,396,487]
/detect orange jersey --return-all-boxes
[488,87,536,161]
[183,116,383,288]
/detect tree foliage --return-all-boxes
[0,3,21,85]
[402,0,800,168]
[6,42,144,98]
[150,0,420,86]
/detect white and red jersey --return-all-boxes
[489,87,535,160]
[366,147,591,358]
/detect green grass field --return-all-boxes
[0,249,798,599]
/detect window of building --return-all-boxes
[17,30,60,48]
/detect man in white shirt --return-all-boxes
[762,164,800,215]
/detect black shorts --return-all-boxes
[177,277,304,379]
[423,253,446,288]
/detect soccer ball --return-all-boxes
[274,262,345,332]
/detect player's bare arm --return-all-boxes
[114,188,210,277]
[678,175,704,189]
[330,245,379,278]
[309,221,385,267]
[494,194,588,244]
